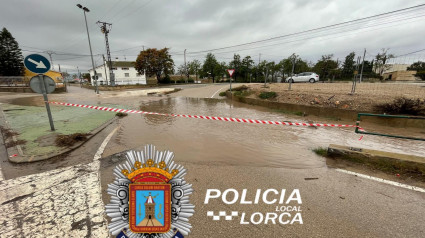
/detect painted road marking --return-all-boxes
[336,168,425,193]
[92,126,120,232]
[211,85,229,98]
[94,126,120,161]
[0,166,4,181]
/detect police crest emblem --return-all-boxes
[105,145,194,237]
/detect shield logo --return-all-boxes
[129,183,171,233]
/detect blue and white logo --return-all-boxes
[24,54,51,74]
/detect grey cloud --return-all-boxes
[1,0,425,73]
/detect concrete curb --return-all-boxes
[327,144,425,175]
[226,91,425,128]
[0,104,117,163]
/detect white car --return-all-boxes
[286,72,319,83]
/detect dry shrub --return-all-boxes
[373,97,425,116]
[231,85,249,92]
[0,126,18,138]
[55,133,89,147]
[5,139,26,148]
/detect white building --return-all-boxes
[89,61,146,85]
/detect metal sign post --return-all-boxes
[227,69,235,92]
[25,54,56,131]
[39,75,55,131]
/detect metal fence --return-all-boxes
[0,76,65,89]
[0,76,31,87]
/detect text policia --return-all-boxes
[205,189,303,225]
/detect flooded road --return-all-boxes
[103,97,425,169]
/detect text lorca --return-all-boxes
[205,189,303,225]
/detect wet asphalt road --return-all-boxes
[1,85,424,237]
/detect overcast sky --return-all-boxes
[2,0,425,74]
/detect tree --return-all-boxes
[407,61,425,71]
[0,28,24,76]
[229,54,242,81]
[216,61,227,80]
[280,54,310,76]
[312,54,338,80]
[135,48,174,83]
[408,61,425,80]
[342,52,356,78]
[177,64,185,77]
[202,53,220,83]
[188,59,201,80]
[82,73,91,82]
[374,48,394,78]
[241,56,254,82]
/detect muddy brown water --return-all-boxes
[103,97,425,169]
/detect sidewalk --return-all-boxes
[0,102,116,162]
[0,86,176,163]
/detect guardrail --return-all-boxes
[355,113,425,141]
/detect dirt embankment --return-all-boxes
[244,82,425,113]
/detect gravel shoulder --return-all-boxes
[247,82,425,112]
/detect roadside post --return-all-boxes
[24,54,56,131]
[227,69,235,92]
[289,55,295,91]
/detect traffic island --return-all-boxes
[0,103,118,163]
[325,144,425,180]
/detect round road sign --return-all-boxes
[29,75,56,94]
[24,54,51,74]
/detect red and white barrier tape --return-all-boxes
[48,101,365,139]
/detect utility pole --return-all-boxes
[77,4,98,94]
[289,53,296,91]
[351,56,361,94]
[359,49,366,83]
[77,66,82,88]
[46,51,54,70]
[97,20,114,86]
[184,49,187,83]
[103,54,109,85]
[257,53,261,81]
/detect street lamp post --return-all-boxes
[77,4,98,94]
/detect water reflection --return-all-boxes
[112,97,425,169]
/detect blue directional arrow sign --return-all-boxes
[24,54,51,74]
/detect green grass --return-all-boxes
[219,91,227,97]
[259,91,277,99]
[2,103,117,156]
[313,147,328,157]
[233,90,252,97]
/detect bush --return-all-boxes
[373,97,425,116]
[313,147,327,156]
[233,90,252,97]
[415,71,425,80]
[159,75,171,84]
[219,92,227,97]
[258,91,277,99]
[232,85,249,92]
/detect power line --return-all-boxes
[396,48,425,57]
[186,3,425,55]
[114,0,155,23]
[183,13,425,58]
